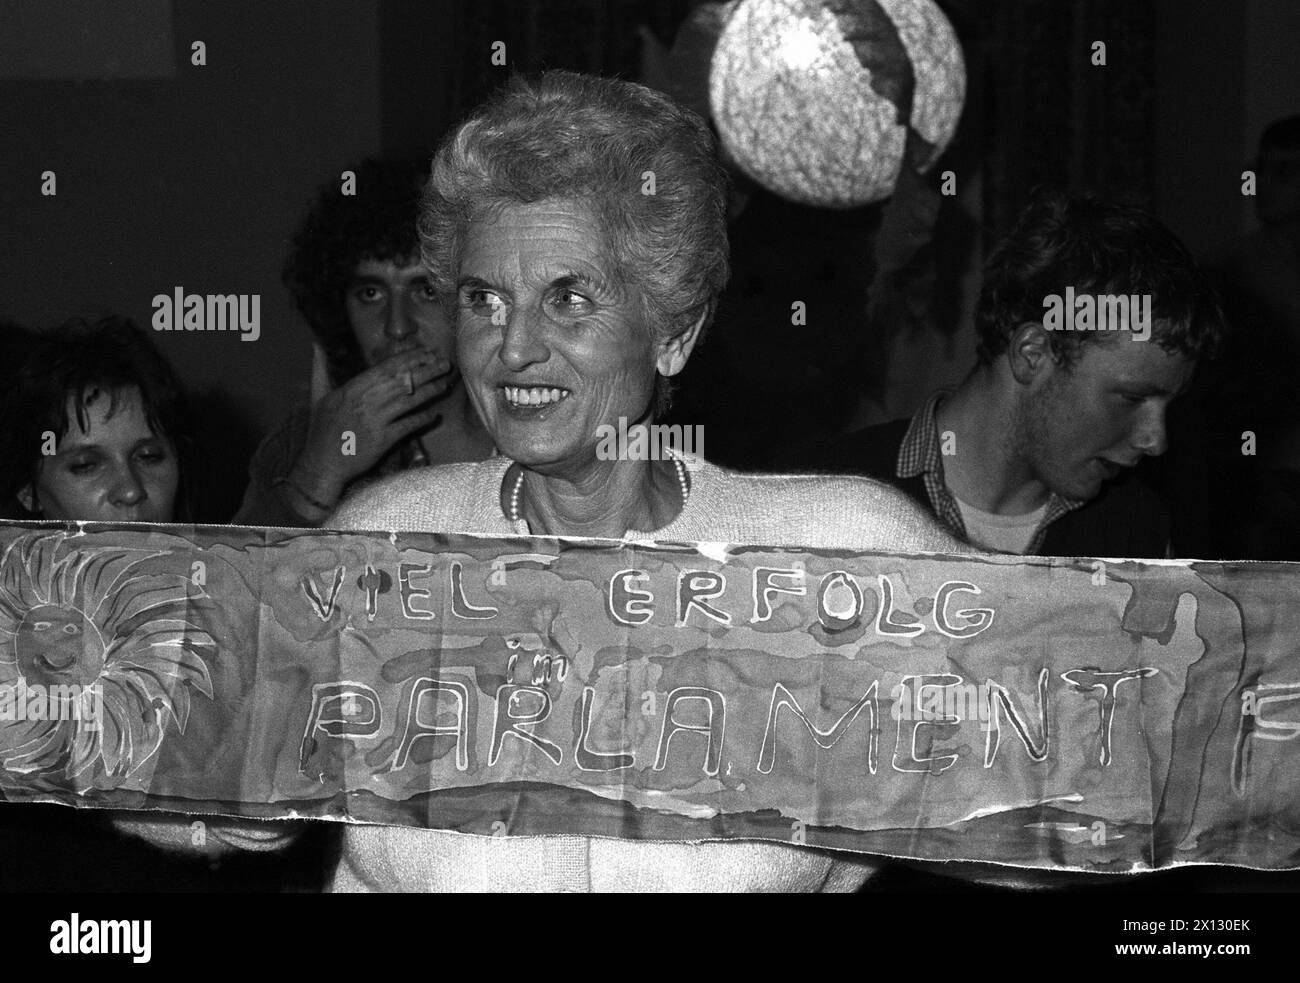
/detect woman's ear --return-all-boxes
[655,306,710,379]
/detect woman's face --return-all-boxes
[22,386,179,523]
[455,198,690,472]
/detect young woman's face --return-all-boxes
[22,386,179,523]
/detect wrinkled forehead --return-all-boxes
[460,198,621,286]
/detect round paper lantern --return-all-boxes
[709,0,965,208]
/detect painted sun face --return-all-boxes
[15,605,102,687]
[0,532,214,786]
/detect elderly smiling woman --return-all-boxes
[319,71,965,893]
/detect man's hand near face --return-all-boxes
[285,349,457,514]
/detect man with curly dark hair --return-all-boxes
[784,188,1224,559]
[233,157,494,527]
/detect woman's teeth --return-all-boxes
[504,386,571,406]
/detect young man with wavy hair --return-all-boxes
[790,189,1224,558]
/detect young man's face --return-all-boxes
[1012,331,1193,502]
[345,256,455,367]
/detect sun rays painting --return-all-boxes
[0,531,214,788]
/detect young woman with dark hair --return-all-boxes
[1,316,198,525]
[0,316,330,891]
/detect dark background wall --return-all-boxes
[1153,0,1300,257]
[1152,0,1245,259]
[0,1,381,516]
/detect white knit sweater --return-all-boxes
[323,455,965,892]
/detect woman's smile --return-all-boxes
[500,385,573,410]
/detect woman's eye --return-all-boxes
[465,289,505,317]
[418,283,439,302]
[353,286,382,304]
[67,459,98,475]
[137,449,167,465]
[553,289,591,313]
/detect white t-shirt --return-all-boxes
[954,495,1046,554]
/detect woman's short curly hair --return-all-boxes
[283,156,431,386]
[421,71,730,413]
[0,316,199,521]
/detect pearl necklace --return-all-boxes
[508,451,691,528]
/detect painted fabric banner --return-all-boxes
[0,520,1296,872]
